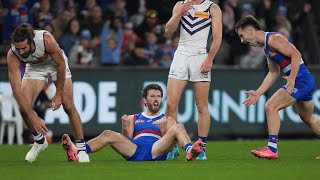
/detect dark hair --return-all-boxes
[234,15,262,33]
[142,84,163,98]
[12,23,35,44]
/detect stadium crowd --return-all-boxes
[0,0,319,69]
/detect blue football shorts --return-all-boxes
[282,71,315,101]
[125,137,168,161]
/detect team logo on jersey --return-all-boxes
[31,54,48,61]
[194,11,210,19]
[135,119,145,124]
[169,69,176,75]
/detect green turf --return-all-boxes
[0,140,319,180]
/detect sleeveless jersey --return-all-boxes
[177,0,213,54]
[132,112,165,141]
[11,30,67,67]
[264,32,308,76]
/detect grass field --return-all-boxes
[0,140,319,180]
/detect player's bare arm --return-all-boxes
[268,34,301,94]
[256,58,280,95]
[243,59,280,106]
[7,50,48,134]
[201,4,222,73]
[121,114,134,138]
[44,32,66,110]
[165,1,194,38]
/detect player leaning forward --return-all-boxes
[7,23,90,163]
[235,16,320,160]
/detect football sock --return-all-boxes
[184,143,192,153]
[85,144,92,154]
[198,136,207,151]
[32,132,45,144]
[76,139,86,152]
[268,135,278,153]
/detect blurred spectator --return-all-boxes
[126,0,144,16]
[100,23,123,65]
[273,6,292,35]
[0,1,9,42]
[41,22,54,34]
[53,0,76,14]
[123,42,149,66]
[238,46,265,69]
[222,0,236,35]
[2,0,33,42]
[255,0,277,31]
[221,0,248,65]
[105,0,128,22]
[145,0,176,24]
[121,22,140,57]
[145,32,161,66]
[68,29,94,66]
[134,9,159,40]
[158,37,178,68]
[80,0,98,20]
[240,3,255,18]
[128,0,146,27]
[81,5,104,48]
[51,9,73,40]
[32,0,53,28]
[59,18,81,55]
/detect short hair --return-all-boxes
[12,23,35,44]
[234,15,262,33]
[142,84,163,98]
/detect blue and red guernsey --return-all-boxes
[264,32,308,76]
[132,113,166,141]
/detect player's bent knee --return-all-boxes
[170,124,185,133]
[166,100,178,111]
[196,105,208,114]
[265,102,277,113]
[102,130,114,137]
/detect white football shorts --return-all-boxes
[168,50,211,82]
[23,53,72,81]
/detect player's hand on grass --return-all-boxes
[31,114,48,135]
[283,76,295,94]
[52,93,63,111]
[243,90,260,106]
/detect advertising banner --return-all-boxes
[1,68,319,139]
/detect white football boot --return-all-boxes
[77,151,90,163]
[25,137,48,163]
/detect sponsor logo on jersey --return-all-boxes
[194,11,210,19]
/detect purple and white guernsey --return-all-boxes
[177,0,213,54]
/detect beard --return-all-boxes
[20,52,30,58]
[146,101,161,114]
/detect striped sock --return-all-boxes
[32,132,45,144]
[268,135,278,153]
[76,139,86,152]
[184,143,192,153]
[198,136,207,151]
[85,144,92,154]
